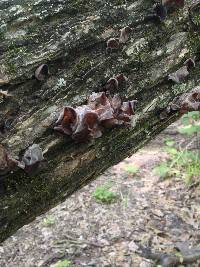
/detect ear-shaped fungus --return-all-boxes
[168,58,195,83]
[94,93,118,128]
[184,58,195,70]
[168,66,189,83]
[106,38,120,53]
[116,100,137,123]
[160,87,200,119]
[102,73,128,93]
[54,105,102,142]
[54,92,137,142]
[54,107,77,135]
[89,92,136,127]
[103,78,118,92]
[21,144,44,173]
[72,107,102,141]
[119,26,132,44]
[115,73,128,85]
[180,87,200,113]
[88,92,109,109]
[35,64,49,81]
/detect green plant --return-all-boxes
[93,184,117,204]
[54,259,71,267]
[123,164,139,175]
[164,138,175,147]
[42,216,55,227]
[153,162,171,179]
[153,112,200,185]
[177,151,200,185]
[179,111,200,135]
[120,191,129,208]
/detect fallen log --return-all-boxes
[0,0,199,242]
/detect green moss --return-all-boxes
[4,44,28,75]
[0,31,5,41]
[67,0,91,14]
[194,14,200,25]
[171,83,187,95]
[73,56,91,76]
[188,31,200,54]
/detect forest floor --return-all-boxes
[0,120,200,267]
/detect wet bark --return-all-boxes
[0,0,199,242]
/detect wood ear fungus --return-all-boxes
[103,78,119,92]
[168,58,195,84]
[119,26,132,44]
[184,58,195,70]
[168,66,189,83]
[160,87,200,119]
[115,73,128,84]
[101,73,128,93]
[180,87,200,113]
[35,64,49,81]
[54,92,137,142]
[21,144,44,173]
[106,38,120,53]
[54,107,77,135]
[106,25,132,52]
[55,105,102,142]
[88,92,109,109]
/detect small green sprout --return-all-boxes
[153,162,170,179]
[124,164,139,174]
[42,216,55,227]
[54,259,71,267]
[93,184,117,204]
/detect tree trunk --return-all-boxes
[0,0,199,242]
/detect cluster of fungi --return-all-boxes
[160,58,199,119]
[160,86,200,119]
[168,58,195,84]
[106,26,132,52]
[54,91,137,142]
[0,0,199,177]
[0,144,44,176]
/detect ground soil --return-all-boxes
[0,121,199,267]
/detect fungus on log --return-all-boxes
[0,0,199,242]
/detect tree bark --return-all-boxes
[0,0,199,242]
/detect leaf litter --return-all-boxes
[0,120,199,267]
